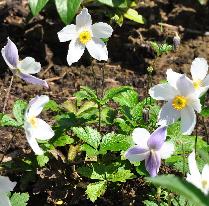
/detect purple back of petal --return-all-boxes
[145,151,161,177]
[18,72,49,88]
[147,126,167,150]
[125,146,148,157]
[5,38,19,67]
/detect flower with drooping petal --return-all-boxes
[187,151,209,195]
[0,176,16,206]
[149,70,201,135]
[24,95,54,155]
[1,37,48,88]
[57,8,113,66]
[125,126,174,177]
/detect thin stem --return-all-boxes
[2,75,14,113]
[202,116,209,144]
[90,62,98,96]
[195,114,199,155]
[182,143,185,176]
[100,62,105,98]
[98,103,101,132]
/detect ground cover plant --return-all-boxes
[1,0,209,205]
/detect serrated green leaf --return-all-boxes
[101,107,117,124]
[36,155,49,167]
[124,8,145,24]
[10,192,29,206]
[146,175,209,206]
[100,133,132,154]
[72,126,101,149]
[77,101,97,116]
[29,0,49,16]
[52,135,74,147]
[200,107,209,117]
[80,144,98,157]
[44,100,60,112]
[86,181,107,202]
[12,100,27,125]
[114,117,133,133]
[1,115,19,127]
[55,0,81,24]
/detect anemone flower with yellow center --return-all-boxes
[24,95,54,155]
[149,71,201,135]
[57,8,113,66]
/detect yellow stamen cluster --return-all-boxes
[28,116,37,128]
[172,95,187,110]
[193,80,202,90]
[202,179,209,189]
[79,30,91,45]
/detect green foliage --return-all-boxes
[146,175,209,206]
[97,0,132,8]
[10,192,30,206]
[124,8,145,24]
[150,41,173,56]
[51,134,74,147]
[36,155,49,167]
[29,0,49,16]
[44,100,60,112]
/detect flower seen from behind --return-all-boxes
[1,37,48,88]
[187,151,209,195]
[24,95,54,155]
[0,176,16,206]
[149,69,201,135]
[57,8,113,66]
[125,126,174,177]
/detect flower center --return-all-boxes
[172,96,187,110]
[193,80,203,90]
[79,30,92,45]
[28,116,37,128]
[201,179,209,189]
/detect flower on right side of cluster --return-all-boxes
[186,151,209,195]
[0,176,16,206]
[149,70,201,135]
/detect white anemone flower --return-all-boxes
[149,70,201,135]
[57,8,113,66]
[24,95,54,155]
[0,176,16,206]
[187,151,209,195]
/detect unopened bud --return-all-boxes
[147,66,154,74]
[173,32,181,50]
[142,107,150,123]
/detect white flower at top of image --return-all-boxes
[57,8,113,66]
[1,38,48,88]
[24,95,54,155]
[187,151,209,195]
[149,70,201,135]
[0,176,16,206]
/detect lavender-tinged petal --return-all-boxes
[1,38,19,68]
[147,126,167,150]
[145,151,161,177]
[125,146,149,162]
[18,72,48,88]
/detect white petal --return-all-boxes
[0,193,11,206]
[195,86,209,98]
[132,128,150,148]
[17,57,41,74]
[86,38,108,61]
[180,106,196,135]
[191,58,208,81]
[166,69,182,89]
[149,83,177,101]
[201,164,209,180]
[159,142,174,159]
[176,75,195,97]
[0,176,16,192]
[26,95,49,117]
[158,101,180,125]
[27,118,54,140]
[92,22,113,38]
[57,24,77,42]
[188,151,201,180]
[125,147,150,162]
[67,39,85,66]
[76,8,92,30]
[188,94,201,113]
[203,74,209,86]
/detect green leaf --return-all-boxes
[97,0,131,8]
[13,100,27,125]
[72,126,101,149]
[10,192,30,206]
[100,133,132,154]
[80,144,98,157]
[52,134,74,147]
[114,117,133,133]
[44,100,60,112]
[124,8,145,24]
[36,155,49,167]
[29,0,49,16]
[1,115,19,127]
[101,107,117,124]
[77,101,97,116]
[101,86,132,104]
[200,106,209,117]
[146,175,209,206]
[86,181,107,202]
[55,0,81,25]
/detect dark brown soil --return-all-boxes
[1,0,209,205]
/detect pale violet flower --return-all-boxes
[1,38,48,88]
[125,126,174,177]
[24,95,54,155]
[149,70,201,135]
[187,151,209,195]
[0,176,16,206]
[166,58,209,97]
[57,8,113,66]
